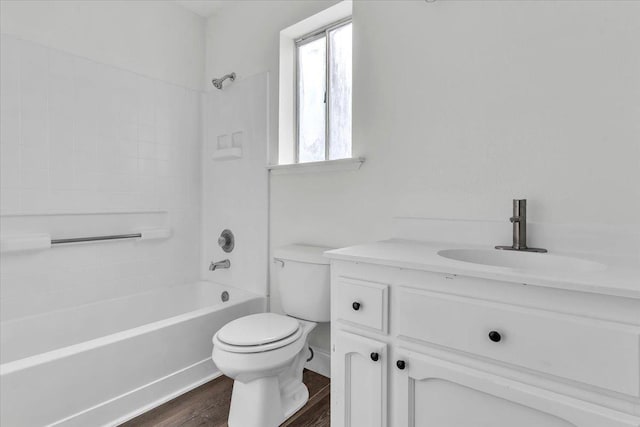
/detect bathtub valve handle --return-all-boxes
[218,229,235,253]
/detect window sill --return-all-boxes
[267,157,365,175]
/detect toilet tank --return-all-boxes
[273,245,333,322]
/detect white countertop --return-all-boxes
[325,239,640,299]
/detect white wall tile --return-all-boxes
[0,35,201,320]
[48,115,74,152]
[20,189,50,211]
[1,200,22,221]
[138,142,156,159]
[73,170,99,192]
[138,124,155,143]
[0,141,21,187]
[0,109,20,146]
[20,145,49,170]
[74,149,98,171]
[0,162,20,189]
[50,165,75,190]
[48,75,74,117]
[138,158,157,176]
[20,167,49,190]
[20,117,47,148]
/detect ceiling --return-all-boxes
[173,0,229,18]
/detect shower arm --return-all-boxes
[212,72,236,89]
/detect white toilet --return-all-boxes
[211,244,331,427]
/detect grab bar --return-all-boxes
[1,228,171,253]
[51,233,142,245]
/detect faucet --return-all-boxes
[209,259,231,271]
[495,199,547,253]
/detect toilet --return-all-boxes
[211,244,332,427]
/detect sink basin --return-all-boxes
[437,248,606,275]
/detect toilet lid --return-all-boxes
[216,313,300,347]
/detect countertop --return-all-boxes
[325,239,640,299]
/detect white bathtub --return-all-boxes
[0,281,265,427]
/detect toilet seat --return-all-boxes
[214,313,303,354]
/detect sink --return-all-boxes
[437,248,606,275]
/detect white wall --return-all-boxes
[0,2,203,319]
[208,1,640,354]
[0,0,205,90]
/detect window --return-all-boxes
[296,19,352,163]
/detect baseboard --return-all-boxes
[305,345,330,378]
[51,359,220,427]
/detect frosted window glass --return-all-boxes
[298,37,326,163]
[328,23,352,160]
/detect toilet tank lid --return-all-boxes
[274,244,333,265]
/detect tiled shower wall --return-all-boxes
[0,34,201,320]
[201,73,269,297]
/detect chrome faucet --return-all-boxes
[495,199,547,253]
[209,259,231,271]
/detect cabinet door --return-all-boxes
[332,330,388,427]
[392,349,640,427]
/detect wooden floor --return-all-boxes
[121,370,330,427]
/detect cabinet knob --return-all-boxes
[352,301,361,311]
[396,360,406,370]
[370,352,379,362]
[488,330,502,343]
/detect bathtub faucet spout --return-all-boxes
[209,259,231,271]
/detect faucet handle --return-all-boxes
[218,229,234,253]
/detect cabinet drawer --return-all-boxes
[396,287,640,397]
[334,277,389,332]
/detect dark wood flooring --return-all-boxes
[121,370,330,427]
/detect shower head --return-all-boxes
[212,72,236,89]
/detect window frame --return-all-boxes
[295,17,352,164]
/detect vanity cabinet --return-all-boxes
[393,350,637,427]
[331,330,388,427]
[329,260,640,427]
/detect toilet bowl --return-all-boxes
[211,244,332,427]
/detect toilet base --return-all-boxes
[228,376,282,427]
[227,376,309,427]
[282,380,310,420]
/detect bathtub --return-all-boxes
[0,281,265,427]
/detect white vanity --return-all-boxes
[326,220,640,427]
